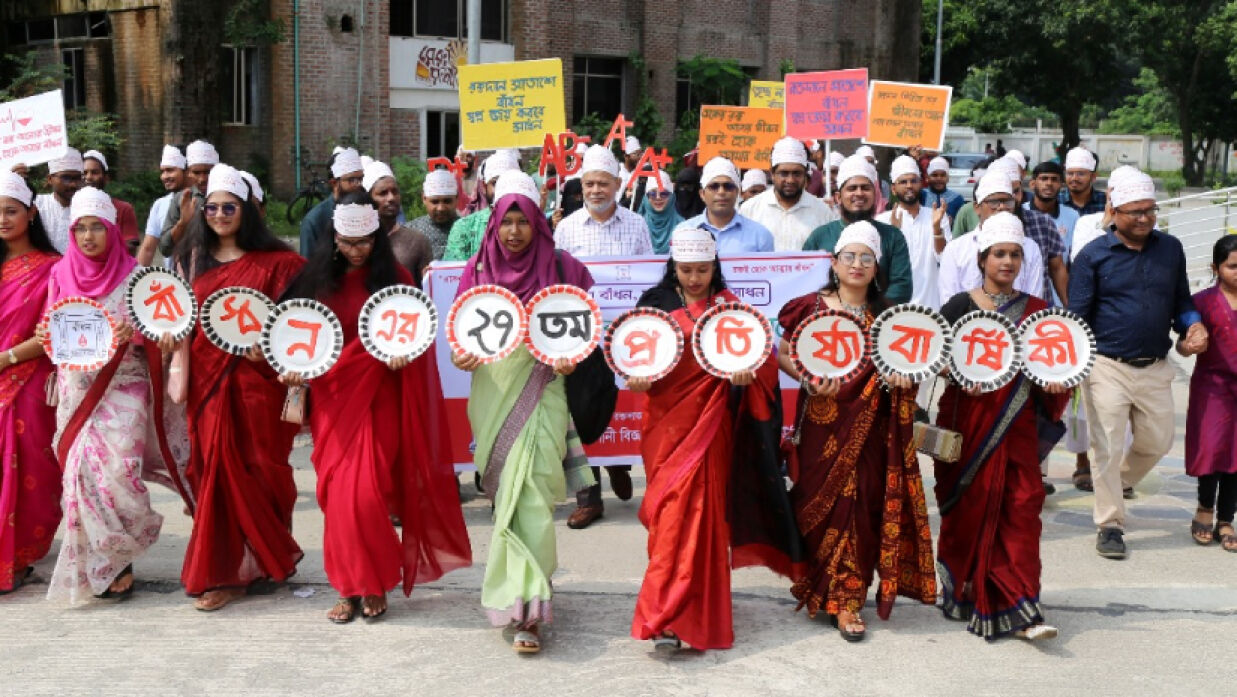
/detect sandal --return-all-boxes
[328,596,360,624]
[1216,523,1237,553]
[361,594,387,623]
[1072,466,1093,492]
[1015,623,1059,641]
[652,631,681,652]
[829,610,866,642]
[193,587,245,612]
[513,625,541,654]
[1192,508,1215,545]
[95,565,135,600]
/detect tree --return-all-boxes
[0,52,123,153]
[919,0,983,86]
[1099,68,1179,136]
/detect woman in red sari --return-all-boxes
[934,212,1069,641]
[629,225,801,651]
[169,164,305,611]
[279,193,471,623]
[0,172,61,593]
[777,221,936,643]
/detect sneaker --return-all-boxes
[1122,486,1135,500]
[1096,527,1127,559]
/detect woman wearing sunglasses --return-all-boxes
[636,170,682,255]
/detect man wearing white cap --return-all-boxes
[938,169,1044,302]
[554,144,653,258]
[300,146,365,256]
[682,157,773,253]
[403,166,458,262]
[357,159,432,283]
[34,147,84,253]
[81,150,141,253]
[1060,146,1106,216]
[740,137,837,251]
[616,135,644,205]
[1069,165,1139,264]
[136,145,188,266]
[443,149,521,261]
[1004,149,1027,175]
[160,139,219,256]
[875,155,947,309]
[854,145,890,212]
[950,156,1022,238]
[803,154,912,302]
[921,155,966,221]
[740,169,768,201]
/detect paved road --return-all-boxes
[3,357,1234,697]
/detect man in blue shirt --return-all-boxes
[1068,169,1208,560]
[300,147,366,256]
[681,157,774,253]
[1059,146,1107,216]
[920,155,966,220]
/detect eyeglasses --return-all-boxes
[647,190,671,200]
[72,223,107,235]
[203,202,239,217]
[705,182,738,193]
[335,236,375,251]
[836,251,877,267]
[982,197,1017,211]
[339,175,364,186]
[1116,205,1158,220]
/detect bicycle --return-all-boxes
[286,160,331,225]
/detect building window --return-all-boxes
[426,110,460,159]
[572,56,624,125]
[7,12,109,45]
[390,1,508,43]
[62,48,86,110]
[222,46,257,126]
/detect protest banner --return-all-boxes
[783,68,868,140]
[0,89,68,170]
[458,58,566,150]
[864,80,952,151]
[697,106,784,168]
[747,81,785,109]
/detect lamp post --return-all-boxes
[933,0,944,85]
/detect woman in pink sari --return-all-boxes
[0,171,61,594]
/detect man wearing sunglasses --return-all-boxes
[682,157,773,253]
[740,137,837,251]
[33,147,84,253]
[300,147,366,256]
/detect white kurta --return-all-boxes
[34,193,72,253]
[738,189,838,251]
[875,205,948,310]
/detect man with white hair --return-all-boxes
[443,149,520,261]
[921,155,965,220]
[161,139,219,256]
[81,149,141,253]
[34,148,84,253]
[402,166,458,262]
[1060,146,1106,215]
[300,147,366,256]
[1068,168,1208,560]
[137,145,187,266]
[938,169,1044,301]
[803,154,913,302]
[875,155,947,308]
[554,144,653,258]
[741,136,838,251]
[683,157,774,253]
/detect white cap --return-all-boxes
[700,157,740,187]
[889,155,920,182]
[771,136,808,169]
[836,154,878,188]
[976,211,1025,251]
[360,155,374,170]
[206,164,250,201]
[363,160,396,192]
[1003,150,1027,170]
[855,145,876,160]
[332,146,346,156]
[492,169,540,204]
[69,186,116,226]
[580,144,620,178]
[809,140,822,153]
[481,150,519,183]
[422,168,458,197]
[83,149,108,171]
[670,225,717,263]
[239,170,264,202]
[332,203,380,238]
[48,147,84,175]
[0,171,34,207]
[834,220,882,263]
[1106,165,1141,191]
[827,151,846,169]
[330,147,364,178]
[974,169,1014,204]
[989,157,1022,184]
[624,136,642,155]
[927,156,949,175]
[646,170,673,195]
[1109,170,1156,209]
[160,145,186,170]
[741,169,769,192]
[185,140,220,167]
[1064,147,1097,172]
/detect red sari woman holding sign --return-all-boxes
[0,171,61,594]
[279,193,471,623]
[628,225,801,651]
[170,164,305,612]
[934,212,1069,641]
[777,221,936,643]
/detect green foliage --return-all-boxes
[1161,170,1186,196]
[666,111,700,172]
[627,52,664,146]
[223,0,286,46]
[263,198,299,241]
[778,59,796,78]
[107,170,165,227]
[391,156,428,220]
[949,95,1055,133]
[1099,69,1180,136]
[0,52,124,157]
[570,112,611,145]
[676,55,747,107]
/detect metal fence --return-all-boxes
[1157,186,1237,288]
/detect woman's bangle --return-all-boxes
[6,348,16,365]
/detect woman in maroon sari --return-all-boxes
[934,212,1069,640]
[629,226,801,651]
[778,221,936,643]
[279,193,471,623]
[0,172,61,593]
[170,164,305,611]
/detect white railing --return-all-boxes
[1157,186,1237,288]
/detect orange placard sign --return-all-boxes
[864,80,952,151]
[697,106,784,168]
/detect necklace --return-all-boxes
[828,290,868,318]
[678,288,706,321]
[982,284,1015,308]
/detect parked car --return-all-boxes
[943,153,991,200]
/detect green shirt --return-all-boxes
[443,208,491,262]
[950,202,979,238]
[801,219,914,304]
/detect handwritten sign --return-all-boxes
[41,297,117,371]
[1017,308,1096,389]
[458,58,566,150]
[870,304,951,383]
[697,106,784,168]
[947,310,1020,392]
[789,309,870,382]
[359,285,439,362]
[261,298,344,380]
[692,302,773,378]
[524,284,601,366]
[603,307,684,381]
[447,285,528,363]
[0,90,68,170]
[865,80,952,151]
[784,69,868,140]
[126,267,197,341]
[748,81,785,109]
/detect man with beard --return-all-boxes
[137,145,186,266]
[920,155,966,221]
[875,155,947,309]
[160,139,218,256]
[1060,146,1106,216]
[455,144,478,214]
[401,166,457,262]
[617,135,645,207]
[938,169,1044,301]
[82,149,141,253]
[1026,160,1080,301]
[740,136,837,251]
[802,154,913,303]
[443,150,520,261]
[300,147,366,256]
[364,159,433,285]
[682,157,773,253]
[34,147,83,253]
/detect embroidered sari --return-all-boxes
[0,251,60,591]
[180,250,306,595]
[934,291,1068,639]
[1185,285,1237,477]
[780,293,936,621]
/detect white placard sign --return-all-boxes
[0,90,68,170]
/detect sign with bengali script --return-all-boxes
[864,80,952,151]
[784,69,868,140]
[0,90,68,170]
[748,81,785,109]
[458,58,566,150]
[409,38,466,90]
[697,106,784,168]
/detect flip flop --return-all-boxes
[1216,524,1237,553]
[652,632,681,652]
[193,588,245,612]
[1192,516,1215,545]
[829,612,866,642]
[328,597,360,624]
[513,629,541,654]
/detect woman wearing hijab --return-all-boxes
[36,187,164,602]
[0,172,62,594]
[637,171,683,255]
[451,170,594,654]
[673,167,705,219]
[279,192,471,624]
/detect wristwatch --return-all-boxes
[6,348,16,365]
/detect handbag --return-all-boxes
[281,385,308,425]
[913,376,963,462]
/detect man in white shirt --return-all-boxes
[137,145,187,266]
[554,144,653,258]
[740,136,837,251]
[938,169,1044,302]
[876,155,947,309]
[616,135,643,206]
[34,148,84,253]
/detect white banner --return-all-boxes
[0,90,68,170]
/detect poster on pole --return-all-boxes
[697,106,783,168]
[783,69,868,140]
[0,90,68,170]
[458,58,566,150]
[864,80,952,151]
[747,81,785,109]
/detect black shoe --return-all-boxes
[608,467,634,501]
[475,471,484,495]
[1042,480,1056,496]
[1096,527,1127,559]
[1122,486,1135,500]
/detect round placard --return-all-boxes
[358,285,439,362]
[446,285,528,364]
[691,301,773,379]
[788,309,871,383]
[260,298,344,380]
[1018,308,1096,389]
[200,286,276,356]
[524,284,602,366]
[870,304,952,383]
[603,307,685,381]
[948,310,1022,392]
[41,296,119,371]
[125,266,197,342]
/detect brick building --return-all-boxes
[3,0,919,198]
